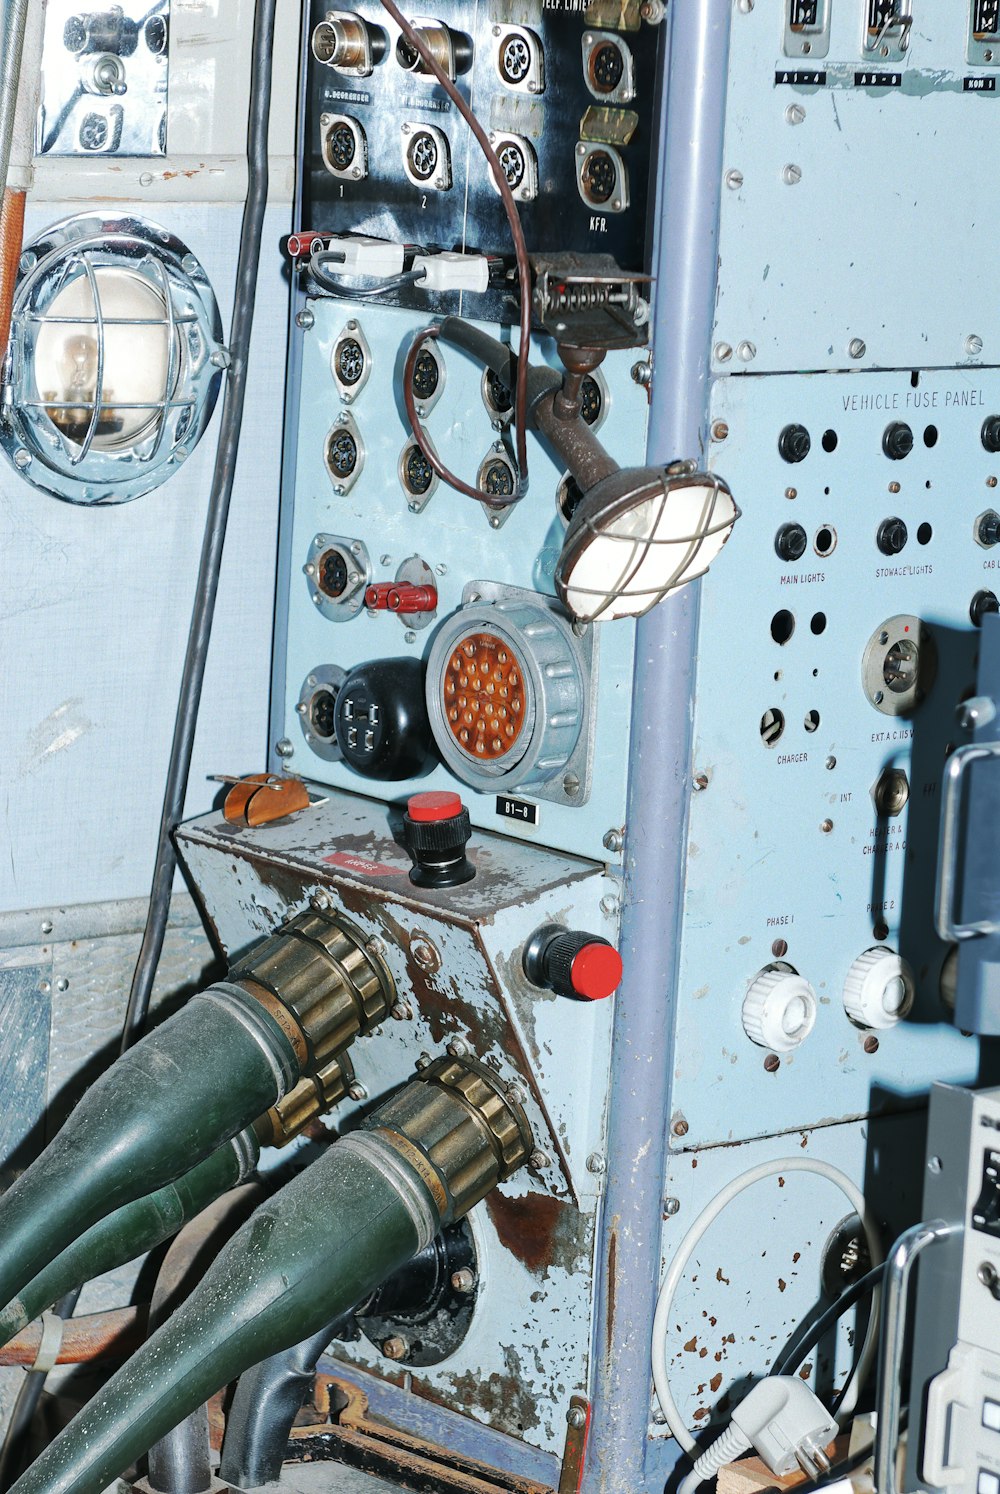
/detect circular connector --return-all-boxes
[575,143,629,213]
[317,547,350,598]
[335,336,365,387]
[877,517,908,555]
[972,589,1000,627]
[478,452,517,501]
[742,964,817,1053]
[983,415,1000,454]
[327,427,359,478]
[399,441,437,504]
[843,947,916,1030]
[321,114,368,180]
[426,599,585,790]
[775,522,808,562]
[778,423,811,463]
[883,421,914,460]
[297,665,346,761]
[862,614,936,716]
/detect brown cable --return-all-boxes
[0,1306,147,1366]
[377,0,532,493]
[403,326,492,502]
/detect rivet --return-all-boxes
[55,978,69,993]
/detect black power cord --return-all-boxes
[120,0,277,1055]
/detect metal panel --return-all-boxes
[270,294,647,862]
[715,0,1000,373]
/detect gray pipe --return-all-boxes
[0,0,29,201]
[583,3,733,1490]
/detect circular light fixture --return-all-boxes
[2,214,225,504]
[554,462,739,623]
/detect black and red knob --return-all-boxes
[403,791,475,888]
[523,924,623,1002]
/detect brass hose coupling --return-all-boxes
[253,1051,357,1149]
[229,910,395,1082]
[368,1055,534,1223]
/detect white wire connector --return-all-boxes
[679,1378,839,1494]
[411,251,491,293]
[315,235,406,278]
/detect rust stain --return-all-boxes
[710,1373,722,1392]
[606,1226,618,1349]
[778,1278,787,1293]
[486,1189,570,1273]
[424,1348,542,1436]
[716,1268,730,1285]
[683,1336,698,1352]
[793,1252,801,1263]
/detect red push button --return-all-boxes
[570,942,624,1001]
[407,791,465,823]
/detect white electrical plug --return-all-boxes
[731,1376,839,1478]
[679,1377,840,1494]
[411,251,490,293]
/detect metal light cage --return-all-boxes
[1,214,225,505]
[554,464,739,623]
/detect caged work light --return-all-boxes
[554,461,739,623]
[1,213,225,505]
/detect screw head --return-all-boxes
[382,1336,408,1360]
[725,169,743,190]
[586,1152,606,1174]
[714,342,733,363]
[447,1037,471,1058]
[275,738,294,758]
[40,919,53,935]
[603,828,624,853]
[849,337,867,360]
[530,1149,550,1170]
[451,1267,476,1293]
[391,1001,413,1021]
[967,334,985,356]
[55,977,69,993]
[664,1197,680,1215]
[567,1406,587,1429]
[348,1082,368,1102]
[782,163,802,185]
[671,1116,689,1138]
[785,103,806,124]
[737,341,756,362]
[296,308,315,330]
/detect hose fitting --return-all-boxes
[252,1052,355,1149]
[232,910,395,1071]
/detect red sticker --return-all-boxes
[323,851,407,877]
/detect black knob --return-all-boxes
[971,590,1000,627]
[403,792,475,888]
[523,924,623,1001]
[775,523,808,563]
[979,511,1000,548]
[883,422,913,460]
[983,416,1000,454]
[778,424,811,464]
[877,517,908,556]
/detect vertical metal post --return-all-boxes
[583,3,732,1490]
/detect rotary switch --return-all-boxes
[842,946,915,1030]
[523,924,623,1001]
[403,791,475,888]
[742,964,817,1053]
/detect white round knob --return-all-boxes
[843,946,915,1030]
[742,965,817,1053]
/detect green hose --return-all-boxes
[10,1132,434,1494]
[0,1129,259,1347]
[10,1057,533,1494]
[0,985,296,1334]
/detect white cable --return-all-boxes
[30,1312,63,1374]
[651,1157,884,1456]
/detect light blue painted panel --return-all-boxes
[271,295,647,863]
[715,0,1000,373]
[0,200,290,914]
[665,366,997,1149]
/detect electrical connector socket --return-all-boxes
[314,235,405,278]
[412,252,490,293]
[731,1377,839,1479]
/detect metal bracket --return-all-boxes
[936,736,1000,941]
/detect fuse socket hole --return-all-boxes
[814,525,837,557]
